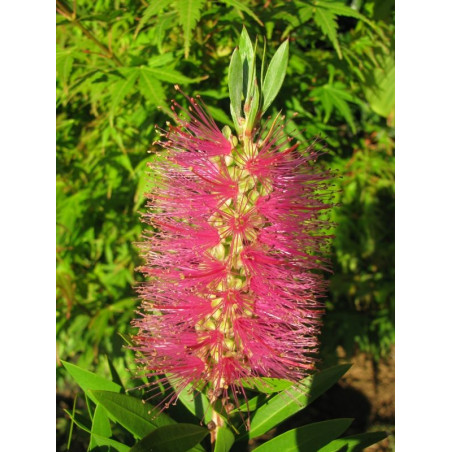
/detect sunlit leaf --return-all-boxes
[90,433,130,452]
[142,66,204,84]
[176,0,207,58]
[134,0,173,37]
[314,8,341,58]
[318,431,388,451]
[228,48,243,127]
[89,405,112,450]
[110,70,140,118]
[91,390,176,439]
[130,424,209,452]
[221,0,263,26]
[239,364,351,440]
[214,426,235,452]
[262,40,289,113]
[242,377,294,393]
[364,55,395,118]
[253,419,353,452]
[61,361,122,403]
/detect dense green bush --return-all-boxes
[56,0,394,396]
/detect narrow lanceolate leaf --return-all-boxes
[242,377,294,393]
[239,27,254,67]
[239,27,254,99]
[63,409,91,434]
[260,37,267,91]
[107,356,124,390]
[241,364,351,440]
[253,419,354,452]
[317,431,388,452]
[61,361,121,402]
[129,424,210,452]
[214,426,235,452]
[261,39,289,114]
[228,48,243,126]
[176,0,206,58]
[246,77,260,132]
[91,390,175,439]
[314,8,342,58]
[176,384,215,424]
[89,405,112,450]
[90,434,130,452]
[221,0,263,26]
[234,394,265,413]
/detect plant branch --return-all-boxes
[56,0,123,66]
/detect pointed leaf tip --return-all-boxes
[261,39,289,114]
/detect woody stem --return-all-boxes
[209,396,224,444]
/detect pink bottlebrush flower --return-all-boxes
[133,86,333,418]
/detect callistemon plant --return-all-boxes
[133,30,333,431]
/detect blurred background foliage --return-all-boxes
[57,0,394,445]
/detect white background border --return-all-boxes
[1,1,452,450]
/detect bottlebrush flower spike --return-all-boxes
[133,33,333,430]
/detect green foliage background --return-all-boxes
[57,0,394,444]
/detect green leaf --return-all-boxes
[253,419,353,452]
[239,27,254,69]
[66,392,78,450]
[89,405,112,450]
[313,8,342,59]
[142,67,203,84]
[107,356,125,390]
[312,84,357,132]
[110,70,140,119]
[318,431,388,452]
[242,377,294,393]
[148,53,176,68]
[261,39,289,114]
[176,384,214,424]
[233,394,265,413]
[139,69,170,114]
[364,55,395,118]
[91,390,176,439]
[316,1,373,25]
[298,5,314,23]
[61,361,121,403]
[64,409,92,434]
[241,364,351,440]
[246,76,260,132]
[228,48,243,127]
[239,27,254,100]
[134,0,173,37]
[221,0,263,26]
[130,424,209,452]
[176,0,207,58]
[260,37,267,91]
[214,426,235,452]
[90,433,130,452]
[207,105,234,128]
[56,51,74,87]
